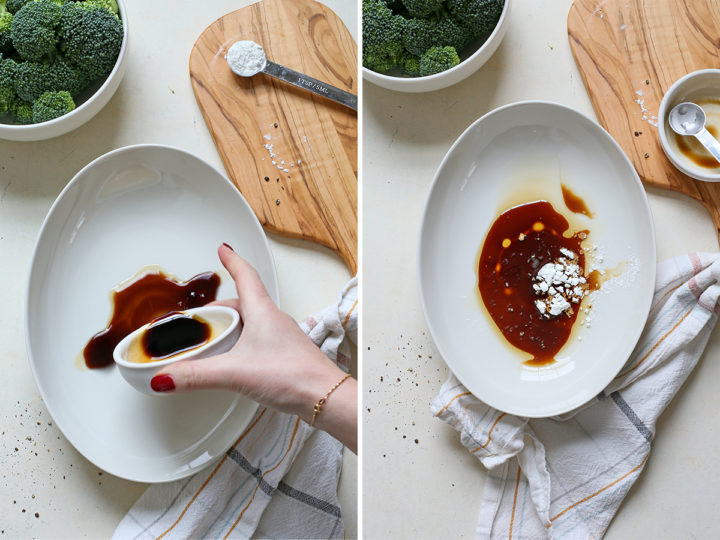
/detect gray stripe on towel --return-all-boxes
[276,481,342,518]
[610,391,654,443]
[226,448,342,518]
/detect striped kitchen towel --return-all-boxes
[431,253,720,539]
[113,277,357,540]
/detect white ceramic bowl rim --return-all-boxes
[114,305,240,370]
[417,100,656,417]
[24,142,277,481]
[1,0,128,132]
[362,0,510,82]
[657,68,720,182]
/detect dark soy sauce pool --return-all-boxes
[83,271,220,369]
[478,201,588,365]
[141,312,211,361]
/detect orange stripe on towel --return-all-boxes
[471,413,507,453]
[614,308,692,380]
[223,418,302,539]
[509,464,522,540]
[548,455,648,525]
[156,408,268,539]
[434,392,473,416]
[342,299,358,328]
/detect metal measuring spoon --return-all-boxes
[226,40,357,111]
[668,102,720,165]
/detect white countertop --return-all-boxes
[362,0,720,538]
[0,1,356,538]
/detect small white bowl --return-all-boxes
[0,0,129,141]
[363,0,511,93]
[658,69,720,182]
[114,305,241,395]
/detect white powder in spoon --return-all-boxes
[226,41,267,77]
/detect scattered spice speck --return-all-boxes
[264,176,269,182]
[168,86,175,94]
[274,122,278,128]
[644,153,650,158]
[275,199,281,205]
[414,439,419,444]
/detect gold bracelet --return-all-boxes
[310,374,352,427]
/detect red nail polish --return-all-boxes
[222,243,234,252]
[151,374,175,392]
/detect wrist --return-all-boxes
[288,348,347,424]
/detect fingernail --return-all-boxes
[222,242,234,252]
[151,374,175,392]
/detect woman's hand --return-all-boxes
[150,244,357,452]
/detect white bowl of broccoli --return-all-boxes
[0,0,128,141]
[362,0,511,93]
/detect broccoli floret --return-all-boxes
[434,16,474,52]
[403,55,420,76]
[32,88,74,122]
[402,18,434,57]
[85,0,118,16]
[10,0,62,61]
[362,0,405,73]
[11,97,31,122]
[0,54,16,114]
[403,15,473,57]
[447,0,504,38]
[0,11,12,53]
[58,1,122,80]
[418,45,459,76]
[5,0,31,14]
[14,58,82,101]
[400,0,443,18]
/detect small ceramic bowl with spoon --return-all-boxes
[114,305,241,395]
[658,69,720,182]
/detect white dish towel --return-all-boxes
[113,277,357,540]
[431,253,720,539]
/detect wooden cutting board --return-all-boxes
[568,0,720,239]
[189,0,358,274]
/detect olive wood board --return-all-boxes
[189,0,358,274]
[568,0,720,239]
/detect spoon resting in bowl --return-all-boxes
[668,102,720,165]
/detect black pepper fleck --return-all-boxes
[275,199,281,205]
[274,123,278,128]
[264,176,269,182]
[644,153,650,158]
[414,439,419,444]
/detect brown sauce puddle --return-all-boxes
[83,270,220,369]
[561,184,594,218]
[675,99,720,168]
